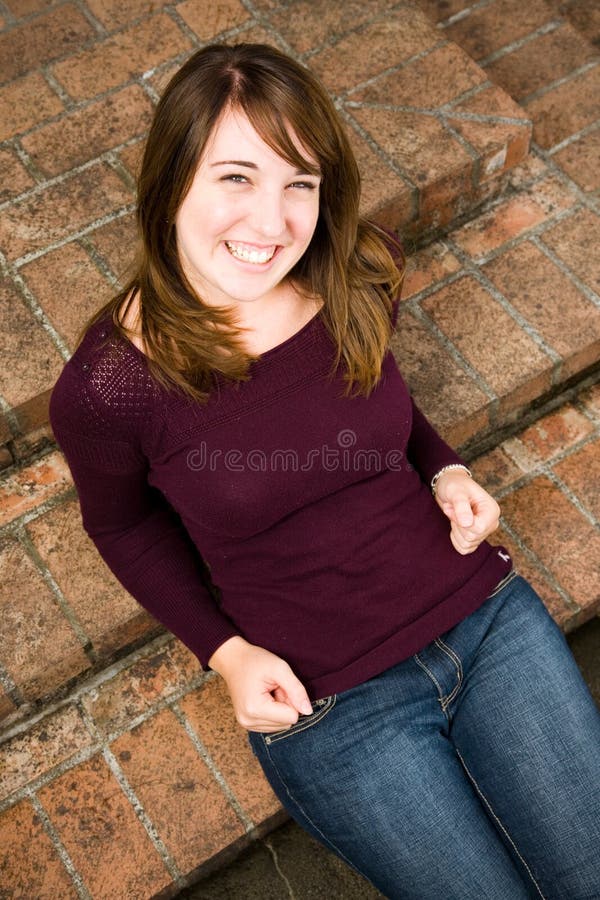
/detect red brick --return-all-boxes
[483,241,600,379]
[270,0,391,53]
[50,14,192,102]
[11,391,54,446]
[27,499,156,657]
[0,540,89,701]
[113,707,244,871]
[0,147,35,202]
[421,276,552,407]
[552,129,600,193]
[22,85,154,178]
[470,446,523,493]
[409,0,472,23]
[0,72,63,141]
[0,162,133,261]
[0,5,95,84]
[0,449,72,527]
[38,754,171,899]
[0,688,17,722]
[180,678,281,825]
[526,64,600,149]
[451,177,576,258]
[556,0,600,46]
[346,129,415,228]
[85,0,164,29]
[389,309,489,446]
[501,476,600,611]
[308,8,439,93]
[444,0,553,61]
[447,85,532,178]
[81,641,201,736]
[402,242,461,300]
[491,525,573,627]
[0,705,92,799]
[553,438,600,522]
[86,213,138,282]
[0,800,78,900]
[485,23,597,101]
[118,141,144,180]
[0,280,63,410]
[20,243,111,349]
[351,106,472,192]
[579,382,600,419]
[541,208,600,295]
[177,0,251,40]
[517,405,594,462]
[4,0,62,14]
[353,43,486,108]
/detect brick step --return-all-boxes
[2,149,600,728]
[1,387,599,899]
[417,0,600,182]
[0,1,534,466]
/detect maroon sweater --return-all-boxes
[49,307,511,699]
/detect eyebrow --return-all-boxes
[210,160,321,177]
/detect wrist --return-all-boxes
[208,635,249,676]
[431,463,471,497]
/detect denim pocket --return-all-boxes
[264,695,337,745]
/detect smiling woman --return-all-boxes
[49,42,600,900]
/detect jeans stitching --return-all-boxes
[264,695,337,744]
[414,652,450,722]
[455,747,547,900]
[435,638,463,711]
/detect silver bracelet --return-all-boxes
[431,463,472,496]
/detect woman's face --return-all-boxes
[175,108,321,313]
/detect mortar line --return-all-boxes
[41,66,75,109]
[103,745,182,882]
[407,301,497,402]
[6,264,71,360]
[547,119,600,155]
[0,485,79,542]
[29,788,93,900]
[341,40,448,99]
[496,516,579,611]
[171,703,255,833]
[17,526,97,661]
[11,203,136,269]
[477,19,562,67]
[520,59,600,106]
[439,0,496,28]
[531,237,600,309]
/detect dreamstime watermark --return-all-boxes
[186,429,411,473]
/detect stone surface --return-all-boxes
[0,800,78,899]
[26,499,156,657]
[38,754,171,899]
[180,677,281,826]
[0,540,89,702]
[0,163,133,261]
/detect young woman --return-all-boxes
[50,43,600,900]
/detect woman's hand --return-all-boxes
[433,469,500,555]
[208,636,313,733]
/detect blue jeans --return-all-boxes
[249,574,600,899]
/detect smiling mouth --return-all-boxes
[225,241,278,264]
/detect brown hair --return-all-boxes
[88,42,404,399]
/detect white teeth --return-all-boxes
[225,241,276,264]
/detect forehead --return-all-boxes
[201,107,317,170]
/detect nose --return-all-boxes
[250,188,286,239]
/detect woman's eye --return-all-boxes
[289,181,317,191]
[222,174,248,184]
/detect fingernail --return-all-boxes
[301,700,313,715]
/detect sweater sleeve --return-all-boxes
[49,364,241,668]
[406,398,466,486]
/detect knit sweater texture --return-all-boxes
[49,305,511,699]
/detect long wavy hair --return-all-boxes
[88,42,404,400]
